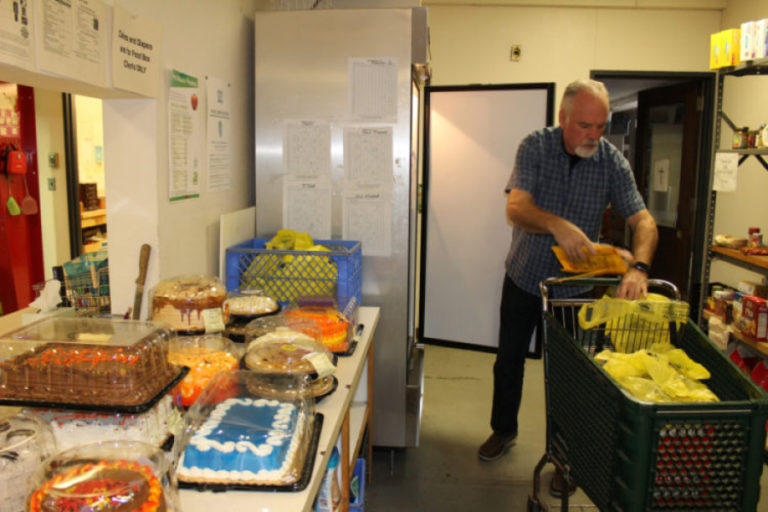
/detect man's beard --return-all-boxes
[574,140,599,158]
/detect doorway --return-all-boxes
[592,71,715,318]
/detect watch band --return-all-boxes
[631,261,650,274]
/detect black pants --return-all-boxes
[490,274,542,437]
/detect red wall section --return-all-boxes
[0,84,44,314]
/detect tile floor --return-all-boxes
[366,344,768,512]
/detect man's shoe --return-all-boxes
[477,432,517,461]
[549,468,577,498]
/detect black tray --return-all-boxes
[0,366,189,414]
[178,412,324,493]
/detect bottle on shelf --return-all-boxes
[748,227,763,248]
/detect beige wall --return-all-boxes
[426,4,721,112]
[710,0,768,288]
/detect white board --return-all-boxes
[422,85,552,348]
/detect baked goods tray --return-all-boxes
[178,412,324,493]
[0,366,189,414]
[333,323,364,357]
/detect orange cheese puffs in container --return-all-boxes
[168,334,243,407]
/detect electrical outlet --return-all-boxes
[48,177,56,191]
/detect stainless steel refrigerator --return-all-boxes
[254,8,429,447]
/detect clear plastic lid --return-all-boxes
[284,303,351,353]
[169,334,243,407]
[151,275,228,334]
[0,317,182,410]
[242,313,322,344]
[224,289,280,319]
[176,370,316,489]
[28,439,177,512]
[243,326,335,379]
[0,413,56,512]
[23,389,183,452]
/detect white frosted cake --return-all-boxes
[178,397,308,486]
[25,394,182,451]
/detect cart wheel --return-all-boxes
[527,495,541,512]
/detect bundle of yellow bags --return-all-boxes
[244,230,337,302]
[596,344,718,403]
[578,293,689,352]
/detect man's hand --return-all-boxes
[616,268,648,300]
[551,219,595,263]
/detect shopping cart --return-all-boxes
[62,252,111,316]
[527,276,768,512]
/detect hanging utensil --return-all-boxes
[6,177,20,216]
[20,174,38,215]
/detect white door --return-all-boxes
[422,85,552,347]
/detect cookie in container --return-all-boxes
[0,317,186,412]
[175,370,321,491]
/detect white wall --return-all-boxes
[710,0,768,288]
[33,89,71,281]
[101,0,258,317]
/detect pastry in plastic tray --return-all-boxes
[168,334,242,407]
[284,304,351,352]
[0,413,56,512]
[243,326,335,378]
[177,370,315,488]
[0,317,183,410]
[244,373,336,401]
[28,440,177,512]
[23,392,183,451]
[151,275,227,334]
[223,289,280,319]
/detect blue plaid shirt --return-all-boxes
[505,126,646,297]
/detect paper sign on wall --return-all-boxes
[111,3,161,97]
[0,0,35,71]
[343,126,393,187]
[342,188,391,257]
[168,69,202,201]
[207,76,231,192]
[652,158,670,192]
[34,0,108,87]
[283,120,331,178]
[283,177,332,239]
[713,152,738,192]
[348,57,398,122]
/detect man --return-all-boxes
[477,79,658,497]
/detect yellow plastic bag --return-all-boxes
[552,244,628,275]
[597,348,718,403]
[578,294,689,352]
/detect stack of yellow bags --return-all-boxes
[596,344,718,403]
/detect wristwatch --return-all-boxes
[631,261,650,274]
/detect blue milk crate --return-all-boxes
[225,238,362,311]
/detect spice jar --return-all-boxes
[733,127,749,149]
[748,227,762,248]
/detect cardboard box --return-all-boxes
[738,280,768,299]
[710,31,723,69]
[756,19,768,59]
[741,21,755,61]
[722,28,742,67]
[741,296,768,341]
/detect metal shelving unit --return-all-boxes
[699,56,768,327]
